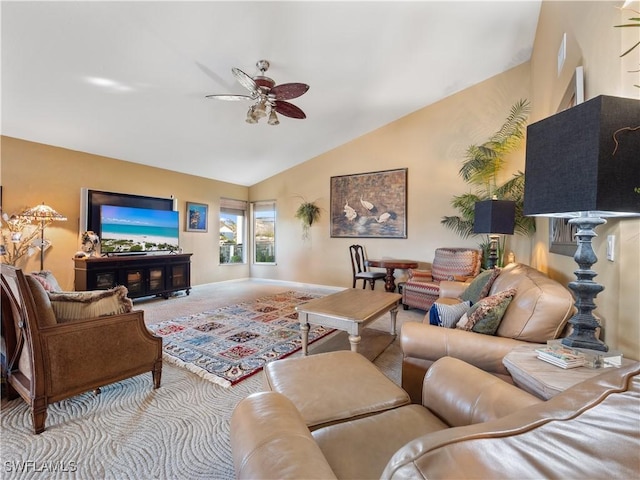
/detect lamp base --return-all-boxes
[560,214,608,352]
[487,234,499,269]
[561,324,607,351]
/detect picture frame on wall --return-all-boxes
[549,65,584,256]
[558,65,584,112]
[330,168,407,238]
[186,202,208,232]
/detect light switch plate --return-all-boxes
[607,235,615,262]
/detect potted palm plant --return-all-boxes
[441,99,536,268]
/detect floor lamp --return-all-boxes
[21,202,67,271]
[523,95,640,352]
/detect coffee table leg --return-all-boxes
[348,334,361,353]
[300,314,310,356]
[389,305,398,335]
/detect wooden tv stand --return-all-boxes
[74,253,192,299]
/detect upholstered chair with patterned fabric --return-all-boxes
[402,248,482,311]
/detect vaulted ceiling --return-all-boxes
[2,1,541,186]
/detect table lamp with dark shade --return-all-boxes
[523,94,640,352]
[473,199,516,269]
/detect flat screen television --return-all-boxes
[81,188,175,235]
[100,205,179,254]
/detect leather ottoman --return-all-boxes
[263,350,409,430]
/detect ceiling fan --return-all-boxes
[206,60,309,125]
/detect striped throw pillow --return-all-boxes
[434,301,471,328]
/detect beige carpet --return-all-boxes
[0,280,425,480]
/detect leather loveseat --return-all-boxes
[231,352,640,479]
[402,262,575,402]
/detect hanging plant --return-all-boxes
[294,198,321,240]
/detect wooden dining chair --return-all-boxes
[349,244,385,290]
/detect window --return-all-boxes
[219,198,247,264]
[252,200,276,264]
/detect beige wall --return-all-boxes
[0,137,251,288]
[527,0,640,359]
[249,62,532,288]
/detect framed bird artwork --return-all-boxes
[330,168,407,238]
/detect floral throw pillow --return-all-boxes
[457,288,516,335]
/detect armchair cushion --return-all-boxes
[48,286,133,323]
[24,275,58,328]
[459,268,501,304]
[431,248,480,282]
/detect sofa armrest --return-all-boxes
[422,357,541,427]
[401,322,528,376]
[384,362,640,480]
[231,391,338,480]
[438,281,469,299]
[401,322,535,402]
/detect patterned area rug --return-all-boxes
[147,291,333,387]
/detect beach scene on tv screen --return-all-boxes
[100,205,179,253]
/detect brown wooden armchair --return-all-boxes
[1,265,162,433]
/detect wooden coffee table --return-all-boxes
[296,289,402,355]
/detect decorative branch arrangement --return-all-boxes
[0,211,42,266]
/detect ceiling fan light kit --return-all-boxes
[207,60,309,126]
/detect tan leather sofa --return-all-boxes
[402,262,575,402]
[231,353,640,479]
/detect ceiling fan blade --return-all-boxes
[232,67,258,95]
[271,83,309,100]
[205,94,253,101]
[274,101,306,119]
